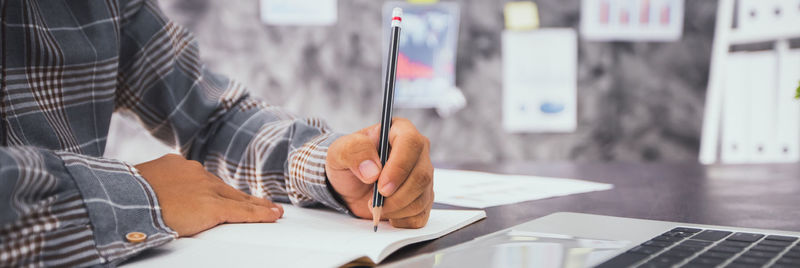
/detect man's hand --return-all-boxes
[136,154,284,236]
[326,118,433,228]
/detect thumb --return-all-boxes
[329,125,382,183]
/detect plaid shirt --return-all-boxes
[0,0,349,266]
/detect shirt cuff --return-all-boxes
[285,132,351,215]
[55,151,177,265]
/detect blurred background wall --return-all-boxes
[105,0,718,164]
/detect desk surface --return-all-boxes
[383,162,800,264]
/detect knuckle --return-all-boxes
[211,183,229,193]
[240,204,256,214]
[199,177,218,189]
[414,215,429,228]
[411,211,431,228]
[333,145,348,164]
[407,135,424,150]
[187,160,203,168]
[384,198,404,215]
[335,137,359,160]
[213,213,226,224]
[345,138,376,162]
[393,214,428,229]
[353,136,374,152]
[409,221,424,229]
[393,164,414,179]
[415,172,433,189]
[407,198,426,213]
[164,153,183,160]
[201,200,225,221]
[201,194,220,204]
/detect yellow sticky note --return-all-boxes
[504,1,540,30]
[407,0,438,4]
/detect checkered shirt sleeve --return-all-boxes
[0,0,350,266]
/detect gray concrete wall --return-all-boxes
[105,0,718,164]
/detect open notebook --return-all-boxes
[123,205,485,267]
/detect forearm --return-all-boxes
[195,95,349,213]
[114,0,348,213]
[0,147,175,267]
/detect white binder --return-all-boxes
[775,49,800,162]
[700,0,800,164]
[720,53,750,163]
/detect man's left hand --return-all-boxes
[326,118,433,228]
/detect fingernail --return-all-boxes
[271,207,280,214]
[359,160,380,180]
[380,182,396,196]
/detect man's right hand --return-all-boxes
[135,154,284,236]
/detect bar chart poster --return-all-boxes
[580,0,684,41]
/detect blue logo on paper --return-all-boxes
[540,102,565,114]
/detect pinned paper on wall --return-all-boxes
[259,0,338,26]
[502,29,577,133]
[382,2,464,116]
[580,0,684,41]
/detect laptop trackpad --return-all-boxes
[392,230,629,268]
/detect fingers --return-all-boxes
[328,125,382,184]
[211,179,284,215]
[381,185,433,219]
[378,135,433,225]
[390,209,431,229]
[217,199,282,224]
[380,152,433,216]
[363,118,432,228]
[378,119,428,197]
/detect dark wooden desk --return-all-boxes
[383,162,800,264]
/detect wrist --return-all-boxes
[324,177,354,215]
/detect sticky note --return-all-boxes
[504,1,540,30]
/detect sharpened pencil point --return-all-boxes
[371,206,382,232]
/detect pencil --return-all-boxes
[374,7,403,232]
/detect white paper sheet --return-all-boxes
[433,169,613,208]
[259,0,337,26]
[123,205,485,267]
[502,29,577,133]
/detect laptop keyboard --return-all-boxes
[595,227,800,268]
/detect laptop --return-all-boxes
[384,212,800,268]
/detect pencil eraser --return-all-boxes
[391,7,403,27]
[392,8,403,19]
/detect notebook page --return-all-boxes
[124,206,485,267]
[122,237,355,267]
